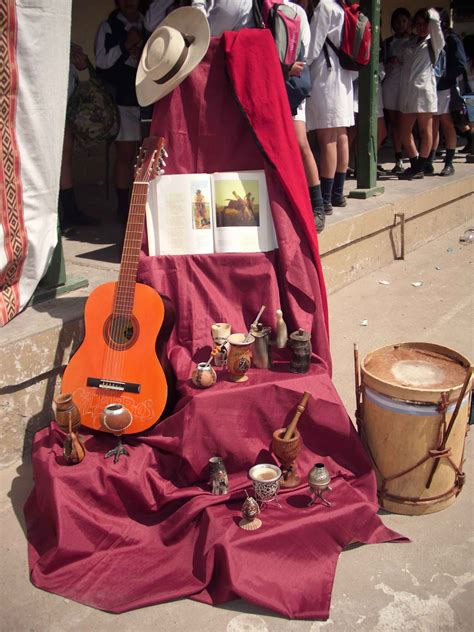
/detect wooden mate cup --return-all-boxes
[61,397,86,465]
[271,391,311,487]
[53,393,81,432]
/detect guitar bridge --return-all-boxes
[86,378,141,394]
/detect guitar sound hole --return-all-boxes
[104,315,139,350]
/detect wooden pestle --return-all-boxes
[283,391,311,440]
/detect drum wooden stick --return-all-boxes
[354,343,361,423]
[283,391,311,440]
[426,365,473,489]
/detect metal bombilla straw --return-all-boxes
[244,305,266,343]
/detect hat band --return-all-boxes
[154,34,195,86]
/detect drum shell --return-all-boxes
[360,343,472,515]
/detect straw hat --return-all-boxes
[136,7,210,106]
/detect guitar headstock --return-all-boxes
[134,136,167,183]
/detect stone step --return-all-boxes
[319,161,473,293]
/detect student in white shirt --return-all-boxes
[397,7,445,180]
[145,0,254,35]
[95,0,145,221]
[306,0,354,214]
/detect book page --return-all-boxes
[147,174,214,255]
[211,170,278,254]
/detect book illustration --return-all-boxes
[192,181,211,230]
[214,179,260,227]
[146,170,278,256]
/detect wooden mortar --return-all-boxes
[271,391,311,487]
[271,428,301,487]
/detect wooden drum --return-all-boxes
[359,342,472,515]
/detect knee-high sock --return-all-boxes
[332,171,346,201]
[320,177,334,205]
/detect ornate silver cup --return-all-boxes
[249,463,282,508]
[209,456,229,495]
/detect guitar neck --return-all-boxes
[114,181,149,317]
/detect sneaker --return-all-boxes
[331,196,347,208]
[391,160,405,175]
[346,167,356,178]
[439,163,455,177]
[424,163,435,176]
[323,202,333,215]
[398,167,424,181]
[313,208,326,233]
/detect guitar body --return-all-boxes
[62,281,168,434]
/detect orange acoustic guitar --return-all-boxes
[62,137,168,443]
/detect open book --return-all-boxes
[146,170,278,256]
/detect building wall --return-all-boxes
[71,0,112,61]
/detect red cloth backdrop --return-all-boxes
[25,32,406,620]
[139,31,331,373]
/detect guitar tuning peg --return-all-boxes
[160,159,167,167]
[162,148,168,159]
[158,169,165,175]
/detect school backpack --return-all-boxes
[252,0,302,75]
[252,0,311,113]
[323,0,372,72]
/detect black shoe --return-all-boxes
[424,163,435,176]
[323,202,333,215]
[331,196,347,208]
[346,167,356,178]
[313,208,326,233]
[398,167,424,180]
[391,160,405,175]
[459,134,473,153]
[439,163,455,177]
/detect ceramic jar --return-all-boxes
[289,328,311,373]
[211,322,231,366]
[192,362,217,388]
[227,333,254,382]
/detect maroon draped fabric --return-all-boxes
[140,32,330,370]
[25,32,406,620]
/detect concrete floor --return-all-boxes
[1,218,473,630]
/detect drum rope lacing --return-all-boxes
[357,389,468,507]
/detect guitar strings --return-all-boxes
[106,185,147,385]
[101,146,163,413]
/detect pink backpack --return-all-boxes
[324,1,371,71]
[253,0,302,72]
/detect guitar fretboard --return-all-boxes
[113,182,149,317]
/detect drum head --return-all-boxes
[364,344,467,390]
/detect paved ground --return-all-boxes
[1,217,473,631]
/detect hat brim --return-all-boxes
[136,7,210,107]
